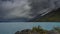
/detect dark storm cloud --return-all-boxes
[0,0,60,20]
[29,0,49,16]
[0,0,32,19]
[1,0,11,1]
[29,0,60,16]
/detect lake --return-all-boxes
[0,22,60,34]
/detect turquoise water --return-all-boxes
[0,22,60,34]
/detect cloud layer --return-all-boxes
[0,0,60,20]
[0,0,32,19]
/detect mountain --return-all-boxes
[33,8,60,22]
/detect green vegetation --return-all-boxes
[32,26,47,34]
[15,26,60,34]
[53,27,60,33]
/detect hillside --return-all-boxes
[33,8,60,22]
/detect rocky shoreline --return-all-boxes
[15,26,60,34]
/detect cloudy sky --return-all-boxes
[0,0,60,21]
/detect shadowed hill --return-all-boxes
[33,8,60,22]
